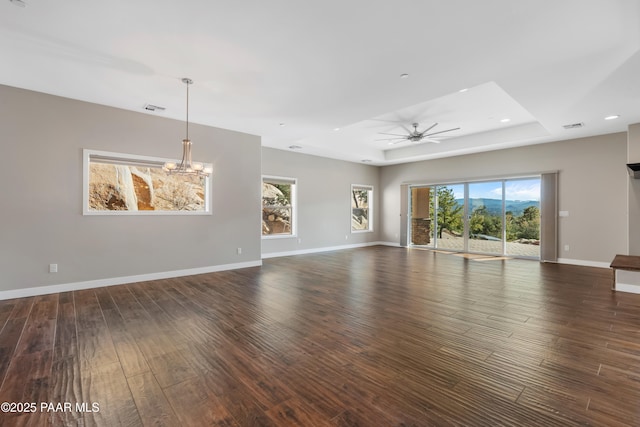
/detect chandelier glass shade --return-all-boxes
[163,78,211,177]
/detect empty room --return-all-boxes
[1,1,640,426]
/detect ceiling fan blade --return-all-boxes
[398,123,412,134]
[378,132,408,137]
[374,137,407,141]
[420,123,438,134]
[425,127,460,137]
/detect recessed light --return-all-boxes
[361,159,372,163]
[334,127,340,131]
[288,145,302,150]
[400,73,409,79]
[279,123,285,127]
[604,115,620,120]
[9,0,27,7]
[500,118,511,123]
[459,88,468,93]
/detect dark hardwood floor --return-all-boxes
[1,246,640,426]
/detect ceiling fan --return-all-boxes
[377,122,460,145]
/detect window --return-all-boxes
[83,149,211,215]
[351,185,373,232]
[262,176,296,237]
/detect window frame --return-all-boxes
[262,175,297,239]
[351,184,374,233]
[83,149,212,216]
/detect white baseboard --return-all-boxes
[615,283,640,294]
[6,251,609,300]
[261,241,396,259]
[0,260,262,301]
[615,270,640,294]
[557,258,610,269]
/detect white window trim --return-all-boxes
[351,184,374,233]
[262,175,297,239]
[83,149,212,216]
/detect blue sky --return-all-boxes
[448,178,540,201]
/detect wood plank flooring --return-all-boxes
[1,246,640,426]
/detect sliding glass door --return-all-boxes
[409,186,435,247]
[505,178,540,258]
[409,177,540,258]
[409,184,465,251]
[468,181,503,255]
[434,184,464,251]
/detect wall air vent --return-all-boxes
[143,104,166,112]
[562,122,584,129]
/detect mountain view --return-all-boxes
[457,198,540,216]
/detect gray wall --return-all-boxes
[628,123,640,255]
[0,83,633,295]
[0,85,261,292]
[380,133,628,264]
[261,147,380,255]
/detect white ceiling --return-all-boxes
[1,0,639,165]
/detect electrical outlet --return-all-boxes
[345,235,349,240]
[236,248,242,255]
[564,245,570,252]
[49,264,58,273]
[298,238,302,244]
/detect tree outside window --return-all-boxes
[352,185,373,232]
[431,186,463,238]
[262,177,296,236]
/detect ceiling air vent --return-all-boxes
[143,104,166,112]
[562,122,584,130]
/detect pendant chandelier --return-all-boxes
[163,78,211,177]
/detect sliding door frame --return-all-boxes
[407,173,550,260]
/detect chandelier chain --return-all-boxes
[185,79,189,141]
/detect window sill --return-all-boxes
[262,234,298,240]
